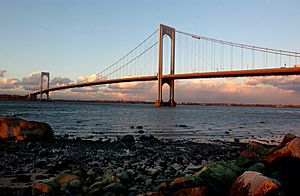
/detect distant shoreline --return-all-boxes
[1,94,299,108]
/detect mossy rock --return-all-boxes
[235,156,256,168]
[248,162,266,174]
[193,161,243,193]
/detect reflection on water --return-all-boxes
[1,101,300,144]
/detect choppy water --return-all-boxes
[1,101,300,144]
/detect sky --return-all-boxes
[1,0,300,104]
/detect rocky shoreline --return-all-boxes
[0,135,247,195]
[1,118,300,195]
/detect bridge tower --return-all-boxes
[154,24,176,107]
[40,72,50,101]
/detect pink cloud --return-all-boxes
[174,78,299,104]
[0,77,19,89]
[245,76,300,94]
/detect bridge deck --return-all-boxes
[29,67,300,96]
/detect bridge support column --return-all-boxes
[40,72,50,101]
[154,24,176,107]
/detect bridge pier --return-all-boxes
[154,24,176,107]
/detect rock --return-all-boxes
[88,181,104,194]
[247,162,266,174]
[103,182,126,192]
[32,183,54,195]
[137,130,145,134]
[201,160,208,166]
[54,173,80,187]
[176,124,188,128]
[0,118,53,141]
[146,168,159,176]
[235,149,259,168]
[68,179,82,191]
[169,177,195,190]
[234,138,240,143]
[118,171,129,182]
[229,171,282,196]
[39,148,49,156]
[185,163,203,172]
[159,182,168,191]
[265,137,300,163]
[174,187,207,196]
[75,137,82,141]
[171,163,182,170]
[136,126,143,129]
[225,131,230,134]
[280,133,296,147]
[145,178,153,186]
[193,161,242,194]
[240,149,258,159]
[139,135,159,143]
[248,141,277,156]
[128,185,138,192]
[63,134,69,139]
[102,168,117,185]
[119,135,135,148]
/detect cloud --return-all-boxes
[0,77,19,89]
[174,78,299,104]
[71,86,99,93]
[107,82,155,94]
[0,70,6,77]
[76,74,102,83]
[50,77,73,87]
[17,72,41,91]
[245,76,300,94]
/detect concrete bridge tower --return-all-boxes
[154,24,176,107]
[40,72,50,101]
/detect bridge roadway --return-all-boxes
[29,67,300,97]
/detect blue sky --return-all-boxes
[1,0,300,103]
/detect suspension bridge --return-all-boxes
[27,24,300,106]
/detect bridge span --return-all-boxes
[28,67,300,102]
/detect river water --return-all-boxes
[1,101,300,144]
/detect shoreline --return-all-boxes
[1,96,300,108]
[0,135,247,195]
[1,128,299,195]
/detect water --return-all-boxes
[1,100,300,144]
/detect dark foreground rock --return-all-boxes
[0,118,53,141]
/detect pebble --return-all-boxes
[137,130,145,134]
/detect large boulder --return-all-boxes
[0,118,53,141]
[265,137,300,163]
[229,171,282,196]
[280,133,296,147]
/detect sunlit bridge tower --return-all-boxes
[154,24,176,107]
[40,72,50,101]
